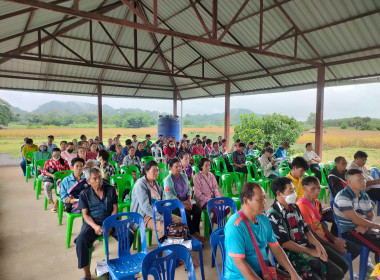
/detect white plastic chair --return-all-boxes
[151,146,166,164]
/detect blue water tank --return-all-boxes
[158,115,180,140]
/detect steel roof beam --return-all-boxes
[3,0,320,66]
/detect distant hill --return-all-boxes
[9,101,260,126]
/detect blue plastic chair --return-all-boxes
[370,168,380,216]
[330,199,369,280]
[142,244,196,280]
[152,199,205,280]
[210,227,226,280]
[102,212,147,280]
[207,197,237,268]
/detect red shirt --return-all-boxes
[191,146,205,157]
[42,158,70,175]
[164,147,177,160]
[87,151,98,160]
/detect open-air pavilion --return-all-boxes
[1,0,379,156]
[0,1,380,279]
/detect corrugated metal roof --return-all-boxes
[0,0,379,100]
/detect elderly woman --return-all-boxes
[75,167,134,280]
[164,158,205,242]
[41,147,70,212]
[135,142,150,158]
[178,151,193,181]
[164,140,177,162]
[131,161,182,234]
[122,146,142,173]
[86,143,98,160]
[97,150,116,184]
[111,144,125,166]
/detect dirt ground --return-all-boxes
[0,166,377,280]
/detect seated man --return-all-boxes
[333,169,380,263]
[112,144,125,166]
[77,147,87,162]
[297,176,361,277]
[224,182,301,280]
[209,142,223,159]
[131,134,139,149]
[201,136,207,148]
[106,138,113,151]
[347,151,380,201]
[328,156,348,198]
[94,136,105,150]
[259,147,279,179]
[78,134,87,146]
[47,135,58,152]
[155,134,163,147]
[303,143,322,182]
[232,143,248,174]
[122,139,132,156]
[108,137,119,152]
[260,141,272,156]
[142,134,152,151]
[268,177,344,280]
[60,157,88,213]
[275,141,290,159]
[75,167,134,280]
[244,142,256,156]
[287,157,309,201]
[20,138,39,176]
[61,142,78,164]
[60,140,67,152]
[122,146,142,173]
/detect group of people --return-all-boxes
[19,134,380,280]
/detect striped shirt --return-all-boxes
[333,186,373,233]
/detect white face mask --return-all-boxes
[53,156,60,161]
[283,192,297,205]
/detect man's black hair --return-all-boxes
[71,157,85,166]
[271,177,292,197]
[98,150,109,161]
[125,139,132,145]
[302,176,320,186]
[291,157,309,170]
[354,151,368,159]
[26,138,33,144]
[265,147,274,154]
[305,143,312,148]
[206,139,212,144]
[239,182,262,204]
[238,142,246,148]
[345,169,363,181]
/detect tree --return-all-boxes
[233,113,303,151]
[340,122,348,129]
[183,119,192,126]
[305,112,316,126]
[0,98,14,126]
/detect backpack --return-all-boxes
[159,222,190,243]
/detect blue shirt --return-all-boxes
[79,184,118,224]
[47,143,58,152]
[244,147,255,156]
[224,213,278,279]
[60,173,86,203]
[275,147,287,159]
[334,186,373,233]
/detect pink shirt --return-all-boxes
[61,151,78,164]
[193,172,220,208]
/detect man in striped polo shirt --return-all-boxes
[334,169,380,263]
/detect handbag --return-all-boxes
[238,210,278,280]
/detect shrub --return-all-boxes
[340,122,348,129]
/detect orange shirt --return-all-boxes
[297,198,327,240]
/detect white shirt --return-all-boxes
[131,140,139,149]
[303,150,320,164]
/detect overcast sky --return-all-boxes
[1,83,379,121]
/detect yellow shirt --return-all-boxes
[287,172,303,201]
[22,144,39,158]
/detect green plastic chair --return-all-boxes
[53,170,73,225]
[202,209,211,238]
[109,160,119,175]
[221,173,242,209]
[247,162,274,198]
[34,159,48,194]
[226,153,233,165]
[192,165,200,175]
[192,154,203,166]
[278,167,291,177]
[140,156,155,166]
[110,174,134,213]
[318,164,330,203]
[328,161,336,170]
[108,151,116,157]
[120,165,140,179]
[25,151,36,182]
[158,162,168,176]
[212,157,230,188]
[157,171,165,186]
[66,212,83,248]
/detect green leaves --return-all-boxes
[233,113,303,153]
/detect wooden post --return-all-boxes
[224,82,231,147]
[315,66,325,158]
[173,90,178,116]
[97,84,103,142]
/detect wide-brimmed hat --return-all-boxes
[39,142,47,147]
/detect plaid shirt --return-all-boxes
[42,158,70,175]
[111,152,125,164]
[97,162,116,182]
[232,150,246,165]
[267,200,309,247]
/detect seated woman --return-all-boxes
[204,139,213,158]
[97,150,116,184]
[111,144,125,166]
[135,142,150,158]
[86,143,98,160]
[130,161,182,235]
[164,158,206,243]
[193,158,229,226]
[164,140,177,162]
[259,147,279,179]
[178,152,193,181]
[75,167,134,280]
[244,142,256,156]
[77,147,87,162]
[122,146,142,173]
[82,141,90,151]
[176,140,190,157]
[191,139,206,157]
[61,142,78,164]
[60,157,89,213]
[268,177,344,280]
[41,148,70,213]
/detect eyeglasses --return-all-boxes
[353,178,366,183]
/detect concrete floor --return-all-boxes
[0,166,377,279]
